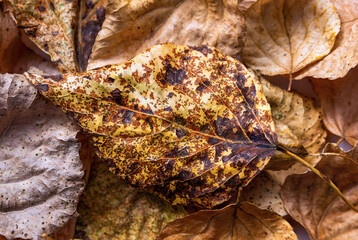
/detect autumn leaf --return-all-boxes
[157,202,298,240]
[281,143,358,240]
[87,0,249,70]
[26,44,278,208]
[296,0,358,79]
[77,0,107,71]
[75,161,186,240]
[242,0,341,76]
[312,66,358,146]
[0,73,84,240]
[8,0,78,72]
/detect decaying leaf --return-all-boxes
[26,44,278,208]
[0,74,84,240]
[75,161,186,240]
[77,0,107,71]
[157,202,298,240]
[296,0,358,79]
[281,143,358,240]
[87,0,248,70]
[8,0,77,72]
[240,76,326,216]
[242,0,340,76]
[312,66,358,146]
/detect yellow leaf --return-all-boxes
[281,143,358,240]
[26,44,278,208]
[312,66,358,146]
[242,0,340,76]
[296,0,358,79]
[87,0,249,70]
[157,202,298,240]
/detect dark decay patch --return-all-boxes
[168,92,174,98]
[208,137,221,145]
[36,84,49,92]
[52,31,59,36]
[26,28,37,37]
[37,6,46,12]
[121,110,135,124]
[140,108,154,115]
[163,106,172,112]
[175,128,187,139]
[196,82,206,92]
[107,77,115,82]
[43,74,63,82]
[83,75,91,80]
[144,117,154,130]
[164,65,187,85]
[110,88,125,105]
[49,2,55,11]
[44,43,49,52]
[164,146,189,158]
[189,45,213,56]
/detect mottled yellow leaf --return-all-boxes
[8,0,78,72]
[242,0,340,76]
[312,66,358,146]
[157,202,298,240]
[87,0,248,70]
[26,44,278,208]
[281,143,358,240]
[75,161,186,240]
[296,0,358,79]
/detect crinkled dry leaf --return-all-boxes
[8,0,77,72]
[157,202,298,240]
[242,0,340,76]
[312,66,358,146]
[26,44,278,208]
[87,0,247,70]
[296,0,358,79]
[281,143,358,240]
[75,161,186,240]
[77,0,107,71]
[240,76,326,216]
[0,74,84,240]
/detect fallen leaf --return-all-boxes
[26,44,278,208]
[87,0,248,70]
[0,73,84,240]
[157,202,298,240]
[281,143,358,240]
[75,161,186,240]
[77,0,107,71]
[312,66,358,146]
[295,0,358,79]
[239,76,326,216]
[8,0,78,72]
[242,0,340,76]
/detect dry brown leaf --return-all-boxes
[312,66,358,146]
[87,0,248,70]
[8,0,78,72]
[75,161,186,240]
[281,143,358,240]
[157,202,298,240]
[77,0,107,71]
[296,0,358,79]
[242,0,341,76]
[0,74,84,240]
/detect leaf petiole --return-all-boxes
[279,146,358,213]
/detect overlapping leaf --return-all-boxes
[157,202,298,240]
[8,0,77,72]
[26,44,278,208]
[296,0,358,79]
[0,73,84,240]
[242,0,340,76]
[312,66,358,146]
[281,143,358,240]
[75,161,186,240]
[87,0,250,70]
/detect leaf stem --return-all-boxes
[279,147,358,213]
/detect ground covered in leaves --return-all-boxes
[1,0,358,240]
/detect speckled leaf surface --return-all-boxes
[26,44,278,208]
[157,202,298,240]
[87,0,248,70]
[75,161,186,240]
[8,0,77,72]
[77,0,107,71]
[0,74,84,240]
